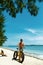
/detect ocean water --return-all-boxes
[3,45,43,60]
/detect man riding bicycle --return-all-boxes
[18,39,24,61]
[12,39,24,63]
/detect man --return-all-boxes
[18,39,24,61]
[18,39,24,52]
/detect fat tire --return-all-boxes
[19,52,24,63]
[13,51,18,60]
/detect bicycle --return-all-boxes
[12,48,24,63]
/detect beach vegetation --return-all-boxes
[0,13,7,46]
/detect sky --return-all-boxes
[3,2,43,45]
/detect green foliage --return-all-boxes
[0,14,7,46]
[0,0,43,17]
[27,1,39,16]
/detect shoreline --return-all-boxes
[0,46,43,61]
[24,52,43,60]
[0,47,43,65]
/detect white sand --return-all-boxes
[0,47,43,65]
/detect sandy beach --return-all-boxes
[0,47,43,65]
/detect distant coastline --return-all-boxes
[3,45,43,47]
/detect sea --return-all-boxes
[2,45,43,60]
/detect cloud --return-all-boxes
[15,33,43,45]
[28,36,43,41]
[25,28,37,34]
[4,32,43,45]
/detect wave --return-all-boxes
[24,51,43,60]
